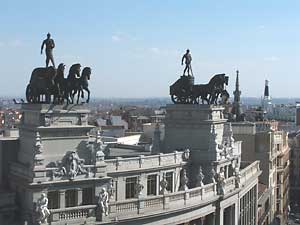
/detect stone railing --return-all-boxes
[49,205,96,223]
[24,152,187,183]
[29,164,97,183]
[107,161,260,221]
[239,161,260,186]
[106,151,187,173]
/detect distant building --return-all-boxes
[232,121,289,225]
[295,102,300,125]
[261,80,272,117]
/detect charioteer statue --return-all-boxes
[170,50,229,105]
[25,34,92,104]
[181,49,193,76]
[41,33,55,68]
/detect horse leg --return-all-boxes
[83,87,90,103]
[77,89,81,104]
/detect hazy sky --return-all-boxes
[1,0,300,98]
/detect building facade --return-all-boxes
[232,121,289,225]
[0,103,262,225]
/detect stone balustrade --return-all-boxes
[49,204,96,223]
[16,151,188,183]
[106,151,186,172]
[107,161,260,220]
[44,161,260,223]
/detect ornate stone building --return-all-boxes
[0,103,261,225]
[232,121,289,225]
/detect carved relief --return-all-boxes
[52,151,88,180]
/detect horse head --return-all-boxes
[57,63,65,79]
[225,76,229,86]
[82,67,91,80]
[68,63,81,79]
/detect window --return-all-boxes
[165,172,173,192]
[277,144,280,151]
[147,175,157,196]
[47,191,59,209]
[82,188,94,205]
[126,177,137,199]
[65,189,77,207]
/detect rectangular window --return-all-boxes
[47,191,59,209]
[65,189,77,207]
[82,187,94,205]
[165,172,173,193]
[126,177,137,199]
[147,175,157,196]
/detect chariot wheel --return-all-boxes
[171,94,186,104]
[26,84,33,103]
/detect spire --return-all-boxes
[231,70,242,121]
[235,70,240,90]
[233,70,241,103]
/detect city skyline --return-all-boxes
[1,1,300,98]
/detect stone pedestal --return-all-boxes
[163,104,226,162]
[18,104,95,167]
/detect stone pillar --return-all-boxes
[207,212,215,225]
[199,217,205,225]
[216,207,223,225]
[77,188,83,206]
[59,190,65,208]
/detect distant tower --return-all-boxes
[296,102,300,126]
[262,79,272,116]
[231,70,242,121]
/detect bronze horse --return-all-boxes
[72,67,91,104]
[26,66,58,103]
[191,74,229,104]
[26,63,91,104]
[66,64,91,104]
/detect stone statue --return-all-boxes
[41,33,55,68]
[68,151,87,179]
[160,173,169,194]
[181,49,193,76]
[36,193,50,224]
[235,167,241,188]
[180,169,189,191]
[196,166,205,187]
[98,187,109,216]
[182,148,190,160]
[216,168,226,195]
[108,179,115,201]
[209,168,216,183]
[135,177,144,197]
[52,151,87,180]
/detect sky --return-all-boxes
[1,0,300,98]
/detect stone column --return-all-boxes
[216,207,223,225]
[207,212,215,225]
[59,190,65,208]
[199,217,205,225]
[77,188,83,206]
[225,165,229,178]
